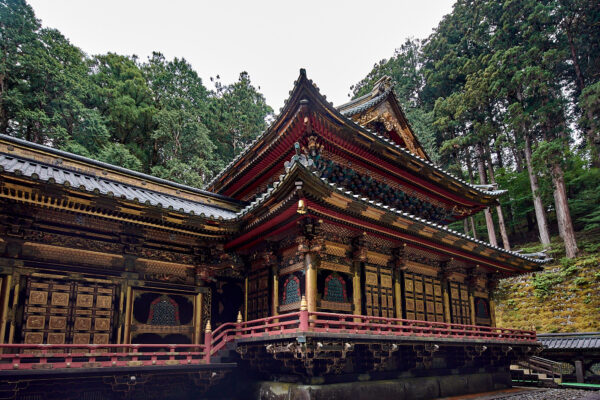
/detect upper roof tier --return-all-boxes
[206,70,506,220]
[337,76,430,161]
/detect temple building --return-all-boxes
[0,71,548,399]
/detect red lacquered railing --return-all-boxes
[306,312,537,342]
[0,311,536,371]
[207,312,302,357]
[0,343,206,371]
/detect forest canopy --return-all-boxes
[351,0,600,257]
[0,0,273,188]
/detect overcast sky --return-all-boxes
[28,0,455,111]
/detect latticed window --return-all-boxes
[148,295,180,325]
[282,275,301,305]
[324,273,347,302]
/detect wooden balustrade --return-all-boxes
[0,343,207,371]
[0,312,535,372]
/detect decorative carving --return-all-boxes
[312,157,455,222]
[23,230,122,254]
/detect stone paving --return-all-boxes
[496,389,600,399]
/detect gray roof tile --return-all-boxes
[538,332,600,350]
[0,154,237,220]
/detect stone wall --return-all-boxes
[495,255,600,333]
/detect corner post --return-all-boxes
[299,296,309,331]
[440,259,452,323]
[305,252,317,315]
[204,321,212,364]
[352,233,367,322]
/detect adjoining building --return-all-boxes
[0,71,549,399]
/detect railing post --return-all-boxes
[299,296,309,332]
[236,310,243,338]
[204,321,212,364]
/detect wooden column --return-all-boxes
[352,233,367,318]
[487,273,498,327]
[352,261,362,317]
[440,261,452,323]
[116,282,126,344]
[0,275,11,343]
[391,245,407,320]
[122,285,133,344]
[489,299,497,327]
[7,273,20,344]
[305,252,317,314]
[244,277,248,322]
[271,265,279,316]
[394,270,402,319]
[469,291,476,325]
[194,292,203,344]
[442,284,452,323]
[575,360,585,383]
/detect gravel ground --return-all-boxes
[498,389,600,399]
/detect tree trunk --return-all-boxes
[465,150,478,240]
[470,217,478,240]
[551,163,578,258]
[524,135,551,247]
[476,143,498,247]
[464,219,469,236]
[485,144,511,250]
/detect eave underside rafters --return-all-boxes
[0,176,236,240]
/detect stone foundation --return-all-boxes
[253,372,512,400]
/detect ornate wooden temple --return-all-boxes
[0,71,548,399]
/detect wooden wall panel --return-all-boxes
[403,272,444,322]
[449,281,471,325]
[247,268,270,320]
[23,277,116,344]
[364,264,394,318]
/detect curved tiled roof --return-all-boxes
[205,70,506,202]
[538,332,600,350]
[233,158,548,268]
[0,152,237,220]
[337,88,391,117]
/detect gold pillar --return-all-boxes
[489,299,497,327]
[442,282,452,323]
[244,277,248,322]
[0,275,11,344]
[305,253,317,314]
[353,261,362,317]
[394,270,402,319]
[8,274,20,344]
[469,291,476,325]
[123,286,133,343]
[272,266,279,316]
[116,283,125,344]
[194,292,203,344]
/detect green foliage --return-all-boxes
[351,0,600,252]
[532,271,565,299]
[0,0,272,187]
